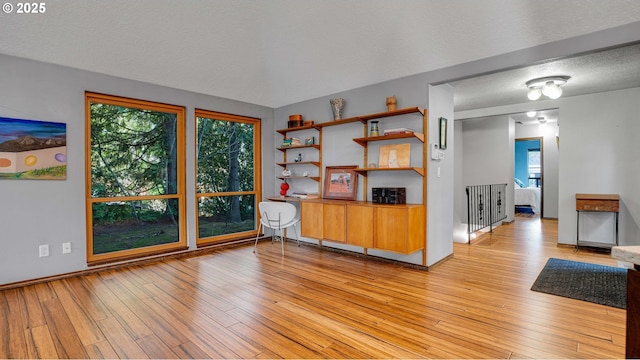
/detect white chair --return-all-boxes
[253,201,300,255]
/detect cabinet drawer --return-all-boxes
[576,199,619,212]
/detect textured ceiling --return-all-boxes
[451,44,640,111]
[1,1,640,108]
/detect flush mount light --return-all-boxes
[526,76,570,100]
[538,117,547,124]
[526,111,537,118]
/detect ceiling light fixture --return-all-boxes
[538,117,547,124]
[526,111,537,118]
[526,76,570,100]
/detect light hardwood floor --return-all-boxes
[0,216,625,358]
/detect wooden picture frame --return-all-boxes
[378,143,410,168]
[323,165,358,200]
[439,117,447,150]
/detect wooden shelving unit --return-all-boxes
[273,105,429,265]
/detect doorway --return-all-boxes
[515,137,543,218]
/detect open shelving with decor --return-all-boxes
[274,105,429,265]
[272,123,322,203]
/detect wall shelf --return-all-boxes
[352,132,425,147]
[314,107,425,129]
[277,175,321,181]
[276,161,321,167]
[354,167,425,177]
[276,124,317,136]
[267,196,300,202]
[276,144,321,152]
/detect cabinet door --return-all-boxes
[301,201,323,239]
[347,205,374,248]
[374,207,408,253]
[323,203,346,243]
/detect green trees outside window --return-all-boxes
[195,110,261,244]
[85,93,186,263]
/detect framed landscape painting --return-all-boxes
[323,165,358,201]
[0,116,67,180]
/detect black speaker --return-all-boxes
[372,187,406,204]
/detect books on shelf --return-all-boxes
[282,137,301,147]
[382,128,414,135]
[290,192,319,199]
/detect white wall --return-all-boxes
[0,54,275,285]
[458,115,515,224]
[515,121,560,218]
[455,87,640,247]
[558,87,640,246]
[427,84,455,265]
[453,120,467,242]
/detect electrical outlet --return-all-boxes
[62,242,71,254]
[39,244,49,257]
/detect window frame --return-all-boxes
[84,92,187,265]
[194,109,262,246]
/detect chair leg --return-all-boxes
[253,223,262,253]
[293,223,300,247]
[280,228,285,255]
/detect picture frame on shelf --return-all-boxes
[439,117,447,150]
[379,143,410,168]
[323,165,358,201]
[305,136,315,145]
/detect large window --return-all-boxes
[85,93,186,264]
[195,109,261,245]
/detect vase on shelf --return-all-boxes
[330,98,345,120]
[386,96,397,111]
[370,121,379,137]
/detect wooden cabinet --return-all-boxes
[323,203,346,243]
[575,193,620,249]
[301,200,424,254]
[346,205,374,248]
[300,201,323,239]
[374,206,425,253]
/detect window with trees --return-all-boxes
[85,93,186,264]
[527,148,541,187]
[195,109,261,245]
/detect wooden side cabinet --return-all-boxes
[575,193,619,249]
[301,201,323,239]
[346,205,374,248]
[301,199,424,254]
[323,203,346,243]
[374,206,425,254]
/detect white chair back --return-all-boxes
[258,201,297,228]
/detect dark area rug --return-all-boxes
[531,258,627,309]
